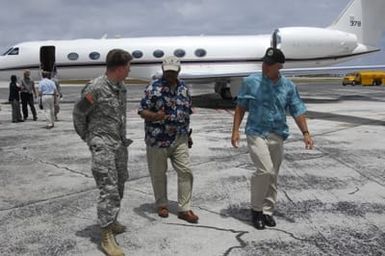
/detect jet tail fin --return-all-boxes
[329,0,385,48]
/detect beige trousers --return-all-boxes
[247,133,284,215]
[42,95,55,126]
[146,135,193,212]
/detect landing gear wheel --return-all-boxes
[220,88,232,100]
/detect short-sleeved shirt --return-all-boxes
[39,78,57,95]
[20,78,35,94]
[237,73,306,140]
[138,78,192,148]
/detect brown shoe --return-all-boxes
[178,210,199,223]
[158,207,169,218]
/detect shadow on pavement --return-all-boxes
[133,201,180,222]
[75,224,100,245]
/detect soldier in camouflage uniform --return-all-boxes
[73,49,132,256]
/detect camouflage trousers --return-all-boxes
[89,137,129,228]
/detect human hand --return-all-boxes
[304,134,314,150]
[154,108,168,121]
[231,131,240,148]
[188,129,193,148]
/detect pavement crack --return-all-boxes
[282,190,295,204]
[166,222,248,256]
[7,151,92,178]
[348,187,360,195]
[130,188,152,196]
[223,231,248,256]
[271,228,331,255]
[0,187,96,212]
[270,228,313,242]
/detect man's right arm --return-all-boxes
[139,109,168,122]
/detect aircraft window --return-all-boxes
[195,48,206,57]
[132,50,143,59]
[89,51,100,60]
[153,49,164,58]
[174,49,186,58]
[2,47,13,56]
[8,48,19,55]
[67,52,79,61]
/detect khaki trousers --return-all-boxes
[247,133,283,215]
[146,135,193,212]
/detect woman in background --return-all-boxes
[8,75,24,123]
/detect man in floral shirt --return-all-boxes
[138,56,198,223]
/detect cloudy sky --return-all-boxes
[1,0,384,65]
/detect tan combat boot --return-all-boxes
[111,221,127,234]
[101,225,125,256]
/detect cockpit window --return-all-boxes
[8,48,19,55]
[2,47,14,56]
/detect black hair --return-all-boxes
[10,75,17,83]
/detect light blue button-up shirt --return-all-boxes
[237,73,306,140]
[39,78,57,95]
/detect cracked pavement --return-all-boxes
[0,81,385,255]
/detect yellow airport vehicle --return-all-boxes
[342,71,385,86]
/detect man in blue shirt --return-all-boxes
[38,71,58,128]
[231,47,314,230]
[138,56,198,224]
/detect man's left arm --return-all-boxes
[294,114,314,150]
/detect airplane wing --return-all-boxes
[177,64,385,82]
[281,65,385,76]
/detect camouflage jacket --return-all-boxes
[73,75,129,148]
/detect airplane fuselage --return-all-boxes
[0,27,376,82]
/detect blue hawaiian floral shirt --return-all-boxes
[138,78,192,148]
[237,73,306,140]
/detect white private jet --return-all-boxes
[0,0,384,98]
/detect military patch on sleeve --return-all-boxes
[75,94,94,113]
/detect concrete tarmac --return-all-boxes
[0,81,385,255]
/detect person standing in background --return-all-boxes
[20,70,38,121]
[52,75,62,121]
[8,75,23,123]
[38,71,57,129]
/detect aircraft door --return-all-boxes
[40,46,56,75]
